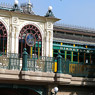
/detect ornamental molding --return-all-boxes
[18,21,44,37]
[38,22,44,31]
[0,17,9,33]
[45,22,53,30]
[48,22,52,28]
[12,17,19,24]
[3,17,9,26]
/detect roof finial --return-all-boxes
[27,0,32,13]
[20,0,35,14]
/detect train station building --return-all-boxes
[0,0,95,95]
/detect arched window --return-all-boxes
[0,21,7,54]
[19,24,42,58]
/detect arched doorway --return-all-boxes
[19,24,42,58]
[0,21,7,54]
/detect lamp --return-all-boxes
[13,0,19,11]
[45,6,55,17]
[54,87,58,95]
[51,87,58,95]
[48,6,53,11]
[14,0,18,5]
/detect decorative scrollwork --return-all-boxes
[19,24,42,57]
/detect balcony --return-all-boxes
[0,53,54,73]
[0,49,95,86]
[0,50,95,78]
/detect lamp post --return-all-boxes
[45,6,55,17]
[51,87,58,95]
[14,0,18,5]
[54,87,58,95]
[48,6,53,12]
[13,0,19,11]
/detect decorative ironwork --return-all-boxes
[0,51,95,78]
[19,24,42,57]
[0,2,21,11]
[0,3,13,9]
[0,51,54,73]
[0,21,7,54]
[27,56,54,72]
[0,53,20,70]
[61,57,95,78]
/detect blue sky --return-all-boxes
[1,0,95,29]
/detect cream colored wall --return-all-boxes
[44,22,53,57]
[0,11,58,57]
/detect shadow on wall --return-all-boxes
[70,92,77,95]
[58,85,95,95]
[70,92,95,95]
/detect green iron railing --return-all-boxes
[0,49,95,78]
[8,53,20,70]
[0,51,55,73]
[27,55,54,72]
[61,57,95,78]
[0,53,20,70]
[55,52,95,78]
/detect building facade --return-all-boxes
[0,1,95,95]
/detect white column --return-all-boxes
[14,26,19,54]
[49,31,53,57]
[15,33,19,53]
[45,31,49,56]
[45,30,53,57]
[11,32,15,53]
[44,22,53,57]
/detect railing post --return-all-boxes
[54,60,57,73]
[57,51,62,73]
[44,56,47,72]
[8,55,11,70]
[22,48,28,71]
